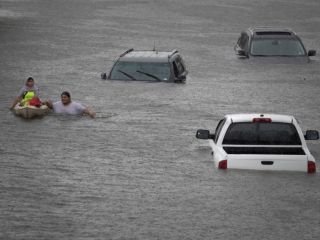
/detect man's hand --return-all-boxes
[84,107,96,118]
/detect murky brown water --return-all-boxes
[1,0,320,239]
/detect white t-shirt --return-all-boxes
[53,101,86,115]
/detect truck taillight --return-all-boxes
[308,161,316,173]
[218,160,227,169]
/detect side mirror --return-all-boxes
[175,74,186,83]
[196,129,214,140]
[101,73,107,80]
[305,130,319,140]
[308,50,316,57]
[174,71,188,83]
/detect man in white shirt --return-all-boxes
[46,91,95,118]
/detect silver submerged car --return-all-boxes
[101,49,188,83]
[234,27,316,63]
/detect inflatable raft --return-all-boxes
[14,104,49,119]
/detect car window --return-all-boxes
[214,118,226,143]
[173,58,185,76]
[250,38,306,56]
[222,122,301,145]
[179,57,187,71]
[110,61,171,81]
[238,33,249,49]
[173,62,179,77]
[176,59,185,73]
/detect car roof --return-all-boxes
[246,27,298,38]
[225,113,295,123]
[118,49,179,63]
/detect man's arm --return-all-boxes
[10,96,22,109]
[43,100,53,109]
[10,87,26,109]
[83,107,96,118]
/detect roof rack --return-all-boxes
[168,49,178,59]
[120,48,134,57]
[249,26,292,30]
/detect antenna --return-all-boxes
[153,41,157,52]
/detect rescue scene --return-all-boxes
[1,0,320,239]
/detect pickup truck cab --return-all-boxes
[196,114,319,173]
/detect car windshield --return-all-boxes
[250,38,306,56]
[223,122,301,145]
[109,61,171,81]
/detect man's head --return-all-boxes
[26,77,34,88]
[61,91,71,105]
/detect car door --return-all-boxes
[210,118,228,162]
[235,32,249,56]
[172,56,187,81]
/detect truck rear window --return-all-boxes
[222,122,301,145]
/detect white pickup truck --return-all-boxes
[196,114,319,173]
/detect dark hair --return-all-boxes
[27,77,34,81]
[61,91,71,98]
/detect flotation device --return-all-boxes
[21,91,35,106]
[28,97,42,107]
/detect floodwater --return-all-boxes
[1,0,320,239]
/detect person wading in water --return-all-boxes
[45,91,96,118]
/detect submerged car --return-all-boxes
[101,48,188,82]
[196,114,319,173]
[234,27,316,62]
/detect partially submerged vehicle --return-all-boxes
[196,113,319,173]
[234,27,316,63]
[101,48,188,82]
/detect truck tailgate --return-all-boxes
[227,154,308,172]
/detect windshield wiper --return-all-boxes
[136,70,161,81]
[118,70,136,80]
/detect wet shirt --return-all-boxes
[18,85,40,98]
[52,101,86,115]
